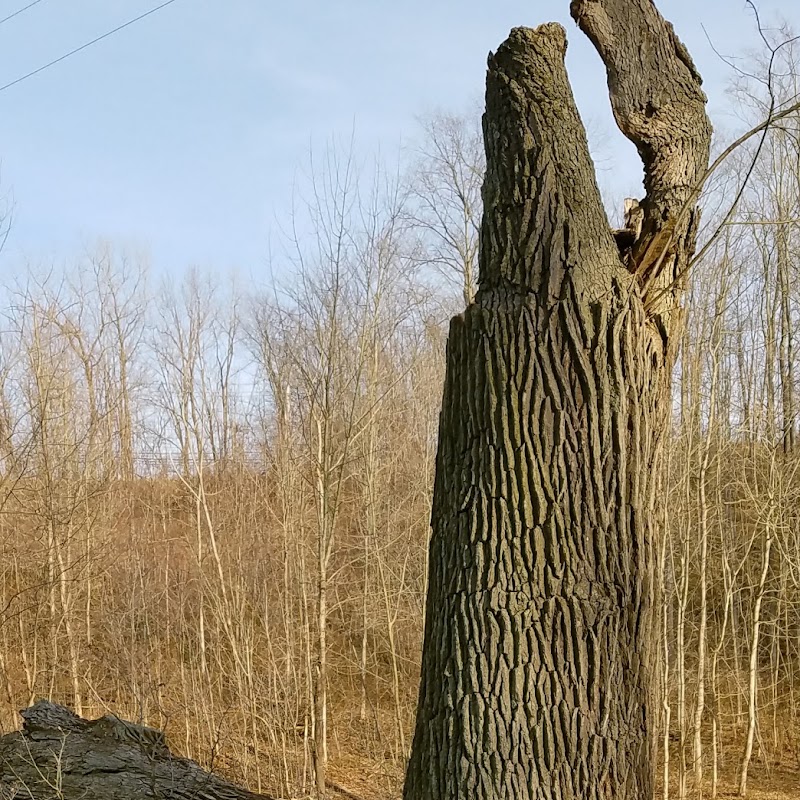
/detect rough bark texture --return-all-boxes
[571,0,711,321]
[404,4,711,799]
[0,701,270,800]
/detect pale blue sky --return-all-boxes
[0,0,795,275]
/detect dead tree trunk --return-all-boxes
[0,701,270,800]
[403,2,711,799]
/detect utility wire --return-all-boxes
[0,0,180,95]
[0,0,45,27]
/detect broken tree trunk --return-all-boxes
[404,2,711,799]
[0,701,270,800]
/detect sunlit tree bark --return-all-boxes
[405,2,711,797]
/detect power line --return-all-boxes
[0,0,180,95]
[0,0,45,27]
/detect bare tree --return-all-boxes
[406,110,483,307]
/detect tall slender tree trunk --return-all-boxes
[660,487,672,800]
[739,501,774,798]
[693,283,726,797]
[314,416,333,799]
[677,525,690,800]
[404,4,710,799]
[777,222,794,452]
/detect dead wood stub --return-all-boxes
[0,700,271,800]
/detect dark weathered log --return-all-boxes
[0,701,271,800]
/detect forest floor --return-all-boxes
[322,755,800,800]
[658,755,800,800]
[308,699,800,799]
[326,754,404,800]
[709,764,800,799]
[702,738,800,799]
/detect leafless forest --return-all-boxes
[2,37,800,800]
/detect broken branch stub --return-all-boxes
[571,0,712,320]
[478,24,625,305]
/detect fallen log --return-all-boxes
[0,700,271,799]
